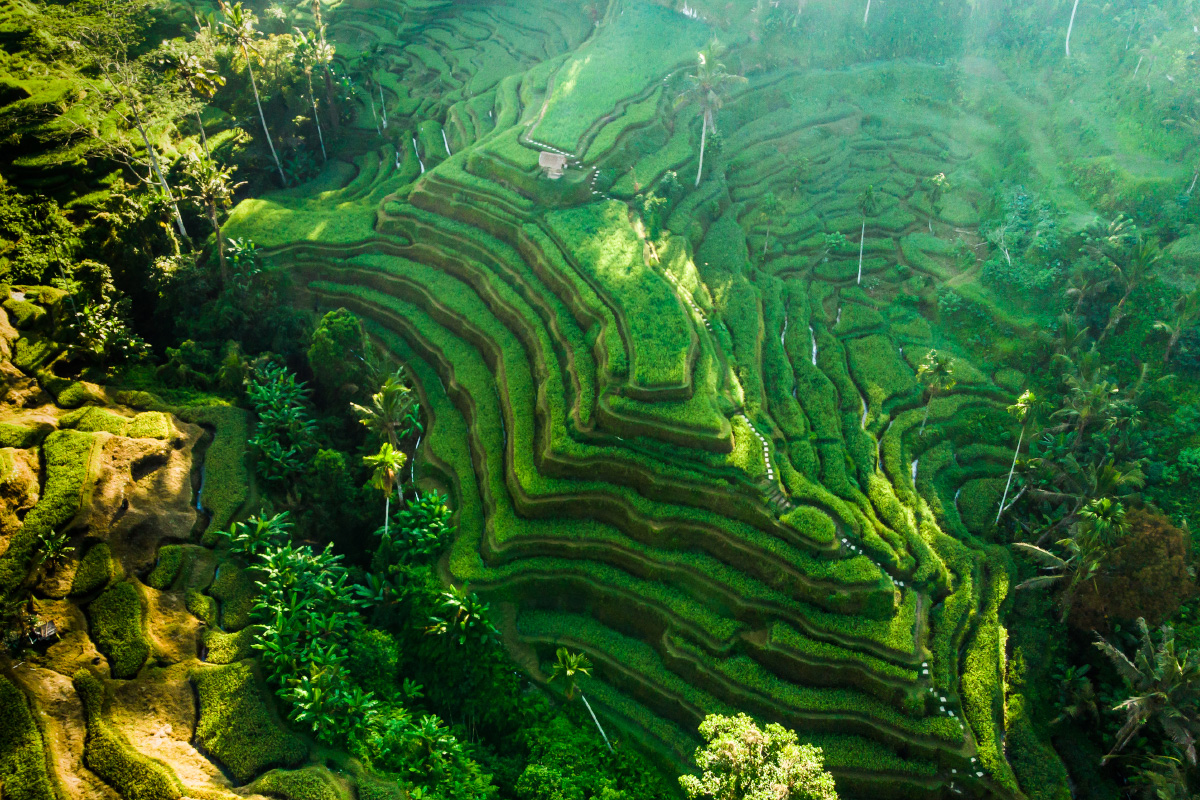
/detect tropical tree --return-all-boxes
[1085,218,1160,347]
[352,370,421,450]
[308,0,340,137]
[924,173,949,233]
[357,43,389,133]
[365,442,406,540]
[158,43,224,157]
[426,585,498,646]
[1012,536,1108,621]
[997,390,1046,524]
[293,29,328,161]
[181,152,245,285]
[218,1,286,186]
[68,19,191,240]
[1155,289,1200,365]
[855,185,880,284]
[757,191,782,258]
[680,713,838,800]
[549,647,612,753]
[1050,664,1099,727]
[916,349,955,435]
[1094,619,1200,765]
[676,41,746,188]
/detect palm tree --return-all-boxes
[293,29,328,161]
[364,443,407,541]
[916,349,955,435]
[757,191,782,257]
[997,389,1045,524]
[181,153,245,285]
[309,0,340,137]
[1051,664,1099,727]
[924,173,948,233]
[1012,536,1107,621]
[1155,289,1200,365]
[358,43,389,133]
[549,647,612,752]
[218,2,286,186]
[1094,619,1200,764]
[1065,0,1082,58]
[351,370,420,450]
[855,185,880,284]
[158,44,224,157]
[676,41,746,188]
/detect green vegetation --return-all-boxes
[71,542,116,596]
[88,581,150,679]
[0,677,55,800]
[73,670,182,800]
[191,662,307,784]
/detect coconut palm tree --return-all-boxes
[855,185,880,284]
[158,43,224,157]
[1012,536,1107,621]
[352,370,420,450]
[309,0,340,137]
[218,1,286,186]
[924,172,949,233]
[181,152,245,286]
[293,29,328,161]
[676,41,746,188]
[916,349,955,435]
[997,389,1047,524]
[757,191,782,257]
[1094,619,1200,765]
[549,647,612,752]
[357,43,389,132]
[364,442,407,541]
[1155,289,1200,365]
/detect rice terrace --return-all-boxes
[2,1,1200,799]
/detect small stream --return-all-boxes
[441,128,453,156]
[809,325,818,365]
[413,137,426,173]
[911,458,919,485]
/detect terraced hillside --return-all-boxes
[220,2,1187,797]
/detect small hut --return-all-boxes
[538,151,568,180]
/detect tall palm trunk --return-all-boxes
[131,104,188,239]
[856,216,866,284]
[694,110,709,187]
[996,425,1024,524]
[365,84,380,135]
[242,45,286,186]
[580,694,612,752]
[1065,0,1080,57]
[208,205,228,285]
[305,72,327,161]
[920,398,932,435]
[195,110,210,157]
[322,67,341,137]
[1165,328,1182,364]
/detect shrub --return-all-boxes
[88,581,150,679]
[0,676,55,800]
[191,662,307,784]
[71,542,115,596]
[72,670,181,800]
[0,422,48,448]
